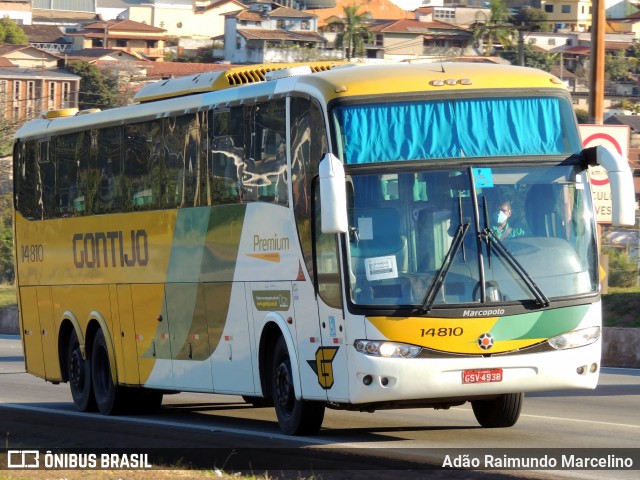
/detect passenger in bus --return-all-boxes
[492,199,526,239]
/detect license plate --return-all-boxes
[462,368,503,384]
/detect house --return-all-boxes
[309,0,409,48]
[0,45,62,69]
[607,10,640,37]
[63,48,142,63]
[367,16,471,60]
[66,19,167,61]
[22,25,73,54]
[97,0,130,21]
[539,0,593,32]
[223,2,335,63]
[125,0,247,40]
[31,8,102,29]
[0,67,80,123]
[0,0,32,25]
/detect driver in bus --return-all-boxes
[492,199,526,240]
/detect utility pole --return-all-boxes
[589,0,605,124]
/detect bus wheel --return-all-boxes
[471,393,523,428]
[67,330,96,412]
[91,329,127,415]
[271,336,325,435]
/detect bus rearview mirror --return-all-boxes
[319,153,348,234]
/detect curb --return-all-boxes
[1,307,639,368]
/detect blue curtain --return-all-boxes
[335,97,574,164]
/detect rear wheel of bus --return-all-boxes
[91,329,128,415]
[271,336,325,435]
[91,328,164,415]
[471,392,523,428]
[67,329,96,412]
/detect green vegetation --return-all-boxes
[602,286,640,328]
[0,284,15,307]
[0,193,13,285]
[66,60,117,110]
[0,18,28,45]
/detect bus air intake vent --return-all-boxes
[134,61,347,103]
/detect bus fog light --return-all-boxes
[576,366,586,375]
[363,375,373,386]
[548,327,600,350]
[590,363,598,373]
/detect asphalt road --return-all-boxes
[0,334,638,480]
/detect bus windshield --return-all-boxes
[333,96,582,163]
[345,165,598,308]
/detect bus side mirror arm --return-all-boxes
[319,153,348,234]
[578,145,636,226]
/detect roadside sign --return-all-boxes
[579,124,630,224]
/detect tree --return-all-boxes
[502,43,557,72]
[605,50,632,82]
[0,193,13,284]
[514,8,551,33]
[65,61,117,110]
[0,118,21,157]
[0,18,28,45]
[328,4,373,60]
[471,0,516,56]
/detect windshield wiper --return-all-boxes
[420,222,470,313]
[480,227,550,307]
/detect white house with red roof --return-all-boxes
[223,1,338,63]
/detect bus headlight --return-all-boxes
[355,340,422,358]
[547,326,601,350]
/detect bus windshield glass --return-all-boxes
[333,96,582,163]
[345,165,598,308]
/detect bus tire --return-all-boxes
[91,329,127,415]
[271,336,325,435]
[471,392,523,428]
[67,330,96,412]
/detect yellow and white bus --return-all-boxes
[13,61,635,435]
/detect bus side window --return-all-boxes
[125,121,157,210]
[53,135,76,217]
[314,181,342,308]
[255,99,287,205]
[14,141,38,220]
[209,108,242,205]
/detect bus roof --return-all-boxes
[133,62,567,104]
[15,62,568,141]
[294,62,568,102]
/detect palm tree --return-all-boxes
[471,0,516,56]
[327,4,373,60]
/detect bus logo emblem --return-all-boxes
[478,333,494,350]
[307,347,339,389]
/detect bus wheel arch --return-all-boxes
[258,317,301,401]
[271,335,325,435]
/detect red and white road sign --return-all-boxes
[579,124,630,224]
